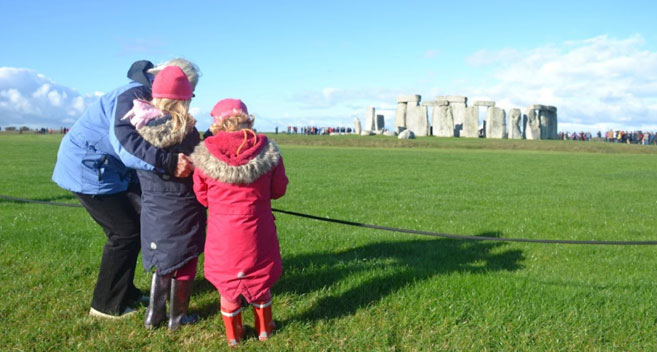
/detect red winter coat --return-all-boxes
[190,131,288,302]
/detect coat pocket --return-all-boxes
[80,146,127,193]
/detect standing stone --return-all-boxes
[405,100,419,135]
[485,107,506,139]
[438,96,467,137]
[354,117,362,135]
[538,109,550,140]
[394,95,420,133]
[365,107,376,131]
[418,106,429,136]
[508,108,522,139]
[462,106,479,138]
[375,114,385,131]
[546,106,558,139]
[432,101,453,137]
[525,106,541,140]
[394,102,407,132]
[405,99,429,137]
[551,107,558,139]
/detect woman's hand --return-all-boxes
[174,153,194,178]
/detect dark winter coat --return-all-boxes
[135,114,206,275]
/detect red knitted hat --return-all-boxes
[210,98,249,123]
[152,66,193,100]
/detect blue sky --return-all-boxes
[1,0,656,132]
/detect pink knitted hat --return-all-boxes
[152,66,193,100]
[210,98,248,123]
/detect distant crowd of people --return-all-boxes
[559,130,656,145]
[0,126,70,134]
[3,125,656,146]
[285,126,353,135]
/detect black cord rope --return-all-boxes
[2,194,656,245]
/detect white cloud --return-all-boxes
[275,35,657,133]
[424,49,439,59]
[466,48,520,67]
[278,87,405,132]
[189,106,202,116]
[0,68,97,128]
[464,34,657,131]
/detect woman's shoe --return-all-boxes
[89,306,137,319]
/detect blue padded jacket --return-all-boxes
[52,60,178,195]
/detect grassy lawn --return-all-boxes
[1,133,656,351]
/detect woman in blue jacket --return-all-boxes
[52,58,200,318]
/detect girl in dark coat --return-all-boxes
[122,66,206,330]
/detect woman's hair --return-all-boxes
[148,58,201,89]
[152,98,194,133]
[209,113,254,135]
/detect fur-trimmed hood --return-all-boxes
[122,99,195,148]
[190,132,281,184]
[137,115,195,148]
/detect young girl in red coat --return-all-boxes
[190,98,288,346]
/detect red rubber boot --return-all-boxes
[221,306,243,347]
[252,300,274,341]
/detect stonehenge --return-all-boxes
[376,114,385,131]
[365,107,376,131]
[438,96,467,137]
[508,108,523,139]
[524,104,558,140]
[485,107,506,139]
[397,95,429,136]
[398,129,415,139]
[427,100,452,137]
[525,108,541,140]
[379,95,557,140]
[354,117,362,135]
[363,107,387,134]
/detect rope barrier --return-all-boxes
[0,194,84,208]
[2,194,656,246]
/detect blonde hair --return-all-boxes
[152,98,195,133]
[148,58,201,89]
[209,113,255,135]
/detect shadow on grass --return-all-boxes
[34,194,78,202]
[0,193,78,204]
[275,231,523,326]
[191,277,220,318]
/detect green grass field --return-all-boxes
[1,133,656,351]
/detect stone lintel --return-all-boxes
[436,95,467,103]
[397,95,421,103]
[530,104,548,111]
[473,100,496,107]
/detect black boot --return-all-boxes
[144,272,170,329]
[168,278,199,331]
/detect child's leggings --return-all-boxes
[169,257,198,281]
[220,289,272,310]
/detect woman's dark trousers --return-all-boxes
[74,186,142,315]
